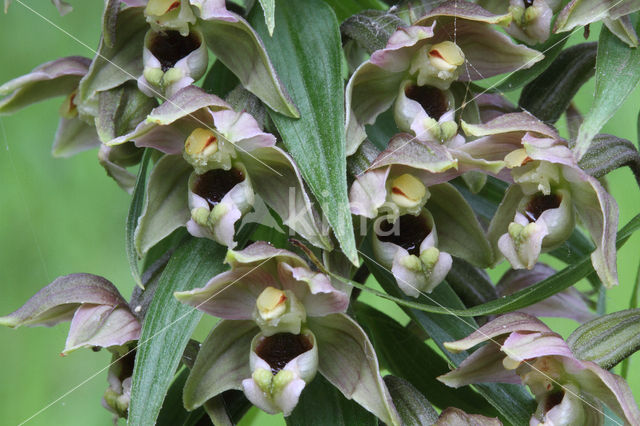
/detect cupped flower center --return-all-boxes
[192,167,245,208]
[404,84,449,121]
[149,30,201,71]
[256,287,288,321]
[524,193,562,223]
[390,174,427,209]
[255,332,314,374]
[377,213,431,256]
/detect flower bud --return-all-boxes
[253,287,306,336]
[409,41,465,90]
[139,29,208,97]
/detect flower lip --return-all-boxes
[255,332,314,374]
[524,193,562,223]
[149,30,201,71]
[377,213,431,256]
[192,167,245,209]
[404,84,449,120]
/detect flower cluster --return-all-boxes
[1,0,639,424]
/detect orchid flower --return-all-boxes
[438,313,640,425]
[108,85,328,253]
[0,273,140,355]
[461,112,619,288]
[174,242,401,424]
[349,136,494,296]
[345,1,542,155]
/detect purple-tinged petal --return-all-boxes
[0,274,127,328]
[487,184,524,264]
[345,61,406,155]
[225,241,308,270]
[416,1,512,26]
[438,341,521,388]
[53,116,101,158]
[497,265,596,323]
[521,133,576,168]
[350,168,390,219]
[4,0,72,14]
[238,146,332,250]
[279,263,349,316]
[309,313,401,426]
[368,133,458,172]
[202,13,299,117]
[63,304,141,354]
[175,267,276,319]
[501,331,573,362]
[506,0,553,45]
[443,312,552,353]
[98,144,137,193]
[462,112,558,139]
[564,166,619,288]
[498,212,548,270]
[476,93,517,123]
[191,0,237,22]
[434,407,502,426]
[211,109,276,150]
[604,15,639,48]
[0,56,90,114]
[370,25,436,72]
[107,84,229,152]
[135,154,191,255]
[183,319,258,409]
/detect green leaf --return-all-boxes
[383,376,438,426]
[575,22,640,159]
[344,214,640,318]
[340,10,404,53]
[127,149,152,288]
[258,0,276,35]
[322,0,388,22]
[567,308,640,370]
[203,391,252,426]
[578,134,640,187]
[360,250,535,425]
[476,33,569,93]
[519,43,597,124]
[354,302,496,416]
[365,107,397,151]
[285,374,378,426]
[128,237,228,426]
[446,258,497,308]
[251,0,358,264]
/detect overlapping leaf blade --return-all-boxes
[251,0,357,263]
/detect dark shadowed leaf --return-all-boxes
[251,0,358,263]
[341,10,404,53]
[578,134,640,187]
[519,43,597,124]
[126,149,152,288]
[202,60,239,99]
[323,0,388,22]
[285,374,377,426]
[383,376,438,426]
[157,368,205,426]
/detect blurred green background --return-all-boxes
[0,2,638,425]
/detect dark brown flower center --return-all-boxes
[377,214,430,256]
[149,30,201,72]
[255,333,313,374]
[544,390,564,412]
[523,0,534,8]
[524,193,562,223]
[405,84,448,120]
[192,168,245,209]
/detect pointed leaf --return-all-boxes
[135,154,191,256]
[323,0,388,22]
[258,0,275,35]
[567,309,640,370]
[202,13,299,117]
[251,0,358,264]
[52,116,101,158]
[285,374,378,426]
[128,237,228,426]
[157,368,205,426]
[202,60,239,99]
[575,22,640,159]
[519,43,597,124]
[127,149,152,288]
[340,10,404,54]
